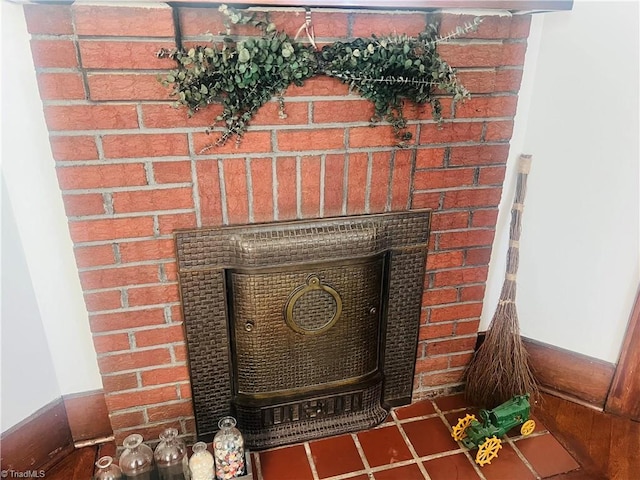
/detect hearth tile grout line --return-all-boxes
[303,442,320,480]
[392,409,432,480]
[505,432,546,479]
[350,433,372,474]
[431,399,488,480]
[252,453,264,480]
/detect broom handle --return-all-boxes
[504,154,532,281]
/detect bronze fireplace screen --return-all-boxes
[175,210,431,448]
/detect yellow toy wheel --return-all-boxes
[520,419,536,436]
[451,413,477,441]
[475,436,502,466]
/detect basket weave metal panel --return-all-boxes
[236,382,387,449]
[176,211,430,447]
[230,258,383,394]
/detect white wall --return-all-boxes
[1,1,102,416]
[483,1,640,363]
[1,178,62,431]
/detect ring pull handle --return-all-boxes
[284,274,342,335]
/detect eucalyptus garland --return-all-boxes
[158,5,480,149]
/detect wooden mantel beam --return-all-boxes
[169,0,573,12]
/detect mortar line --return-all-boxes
[120,288,128,309]
[62,183,193,194]
[217,159,229,225]
[341,153,349,216]
[95,135,105,160]
[144,161,155,185]
[269,156,279,222]
[246,157,255,223]
[69,8,91,101]
[68,208,194,221]
[319,154,326,217]
[386,151,395,212]
[190,153,203,228]
[296,155,302,219]
[47,117,511,137]
[364,152,372,214]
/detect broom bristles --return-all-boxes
[464,154,539,409]
[465,298,539,408]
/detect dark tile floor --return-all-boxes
[252,393,581,480]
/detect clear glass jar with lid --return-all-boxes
[94,455,123,480]
[189,442,214,480]
[119,433,158,480]
[154,428,190,480]
[213,417,245,480]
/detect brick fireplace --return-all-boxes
[24,2,530,443]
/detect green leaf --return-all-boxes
[238,48,251,63]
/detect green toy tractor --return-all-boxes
[451,394,535,466]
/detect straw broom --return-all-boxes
[464,154,539,408]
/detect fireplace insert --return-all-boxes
[175,210,430,448]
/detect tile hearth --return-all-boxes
[88,394,582,480]
[251,394,580,480]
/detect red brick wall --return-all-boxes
[24,2,530,442]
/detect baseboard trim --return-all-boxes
[523,337,615,408]
[63,389,112,444]
[0,398,74,473]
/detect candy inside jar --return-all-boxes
[213,416,245,480]
[189,442,214,480]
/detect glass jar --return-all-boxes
[189,442,214,480]
[94,456,123,480]
[119,434,158,480]
[213,417,245,480]
[154,428,190,480]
